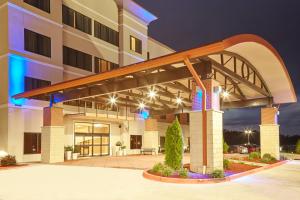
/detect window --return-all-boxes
[94,57,119,73]
[62,5,91,35]
[24,29,51,57]
[63,46,92,71]
[25,76,51,91]
[130,135,142,149]
[130,36,142,54]
[24,0,50,13]
[94,21,119,46]
[24,133,41,154]
[62,5,74,27]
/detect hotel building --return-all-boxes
[0,0,191,162]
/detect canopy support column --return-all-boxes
[260,107,280,160]
[41,106,64,163]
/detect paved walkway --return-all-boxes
[59,153,244,169]
[0,161,299,200]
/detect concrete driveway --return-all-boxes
[0,161,299,200]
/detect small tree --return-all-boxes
[164,117,184,170]
[223,139,229,153]
[296,139,300,154]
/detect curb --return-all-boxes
[143,160,289,184]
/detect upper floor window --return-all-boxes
[94,57,119,73]
[130,36,142,54]
[62,5,91,35]
[25,76,51,91]
[24,29,51,58]
[24,0,50,13]
[94,21,119,46]
[63,46,92,72]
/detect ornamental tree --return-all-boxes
[164,117,184,170]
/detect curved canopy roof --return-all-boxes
[13,34,296,113]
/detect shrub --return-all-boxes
[211,170,224,178]
[249,152,261,160]
[0,155,16,166]
[223,159,230,170]
[73,146,80,153]
[178,168,188,178]
[165,118,184,170]
[296,139,300,154]
[151,163,164,174]
[161,165,174,177]
[115,141,122,146]
[223,139,229,153]
[262,153,276,163]
[64,146,73,152]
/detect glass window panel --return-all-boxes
[93,146,101,156]
[94,123,109,134]
[101,146,109,155]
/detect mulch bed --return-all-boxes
[149,162,262,180]
[0,164,28,170]
[231,157,280,164]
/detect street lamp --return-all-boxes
[244,129,252,145]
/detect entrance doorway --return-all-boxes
[74,122,110,157]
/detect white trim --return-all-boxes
[8,53,63,71]
[68,0,118,26]
[121,51,144,61]
[120,23,148,38]
[119,12,147,29]
[63,29,119,54]
[63,69,86,77]
[8,2,63,28]
[0,103,44,111]
[0,2,7,10]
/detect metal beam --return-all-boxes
[54,64,208,103]
[221,97,273,109]
[208,58,270,97]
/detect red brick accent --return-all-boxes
[43,107,64,126]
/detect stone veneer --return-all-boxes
[190,110,223,173]
[143,118,159,154]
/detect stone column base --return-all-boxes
[260,124,280,160]
[190,110,223,174]
[41,126,65,163]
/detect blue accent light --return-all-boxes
[140,110,149,119]
[9,55,27,106]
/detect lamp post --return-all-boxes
[244,129,252,145]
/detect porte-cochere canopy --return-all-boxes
[14,34,297,114]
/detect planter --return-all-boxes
[122,149,127,156]
[65,151,72,160]
[112,146,121,156]
[116,150,123,156]
[72,153,79,160]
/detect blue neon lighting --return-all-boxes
[9,55,27,106]
[140,110,149,119]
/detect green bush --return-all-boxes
[262,153,276,163]
[151,163,164,174]
[0,155,16,166]
[211,170,224,178]
[178,168,188,178]
[296,139,300,154]
[223,159,230,170]
[223,139,229,153]
[249,152,261,160]
[161,165,174,177]
[165,118,184,170]
[64,146,73,152]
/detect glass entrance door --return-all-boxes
[74,122,110,157]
